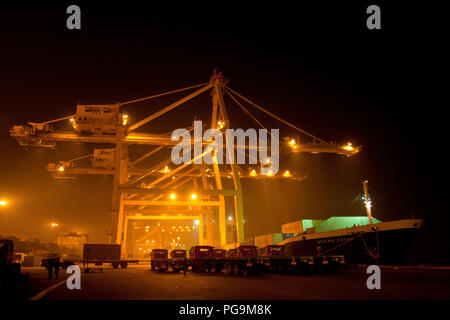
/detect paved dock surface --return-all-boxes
[8,265,450,300]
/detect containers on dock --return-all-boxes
[254,233,298,247]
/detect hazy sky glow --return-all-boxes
[0,4,445,263]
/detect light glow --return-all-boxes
[162,166,170,174]
[343,142,354,151]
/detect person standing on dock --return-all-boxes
[54,257,61,279]
[47,258,54,279]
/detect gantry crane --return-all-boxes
[10,71,359,257]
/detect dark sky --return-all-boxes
[0,3,446,263]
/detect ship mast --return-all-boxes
[362,180,373,224]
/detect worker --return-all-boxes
[47,258,54,279]
[54,257,61,279]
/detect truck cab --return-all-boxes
[168,249,187,273]
[228,245,257,258]
[0,239,21,275]
[189,246,213,259]
[212,249,227,258]
[189,246,214,272]
[169,249,186,259]
[150,249,168,271]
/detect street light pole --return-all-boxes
[50,222,59,247]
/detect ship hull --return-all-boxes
[281,219,423,265]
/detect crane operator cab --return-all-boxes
[72,104,123,134]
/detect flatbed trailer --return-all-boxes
[258,245,292,273]
[225,246,264,275]
[290,254,346,273]
[78,259,139,271]
[313,255,346,272]
[224,256,265,275]
[80,244,137,271]
[144,245,346,275]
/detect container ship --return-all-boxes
[279,180,423,265]
[279,217,423,265]
[254,181,424,265]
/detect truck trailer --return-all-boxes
[80,244,138,270]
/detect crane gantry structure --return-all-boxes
[10,71,359,257]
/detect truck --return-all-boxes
[226,245,264,276]
[168,249,187,272]
[0,239,28,289]
[189,246,215,272]
[80,244,139,270]
[150,249,169,271]
[257,245,293,273]
[255,244,345,273]
[211,249,227,273]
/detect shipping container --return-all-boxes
[254,233,299,247]
[282,220,303,234]
[282,219,325,233]
[83,244,121,261]
[254,233,283,247]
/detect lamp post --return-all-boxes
[50,222,59,246]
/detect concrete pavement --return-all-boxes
[18,265,450,300]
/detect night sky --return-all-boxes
[0,3,446,263]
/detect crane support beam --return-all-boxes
[124,209,206,215]
[126,215,200,220]
[119,187,236,196]
[127,84,213,132]
[119,82,209,106]
[130,145,165,167]
[16,130,356,155]
[123,200,220,206]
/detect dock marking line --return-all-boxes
[29,279,67,300]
